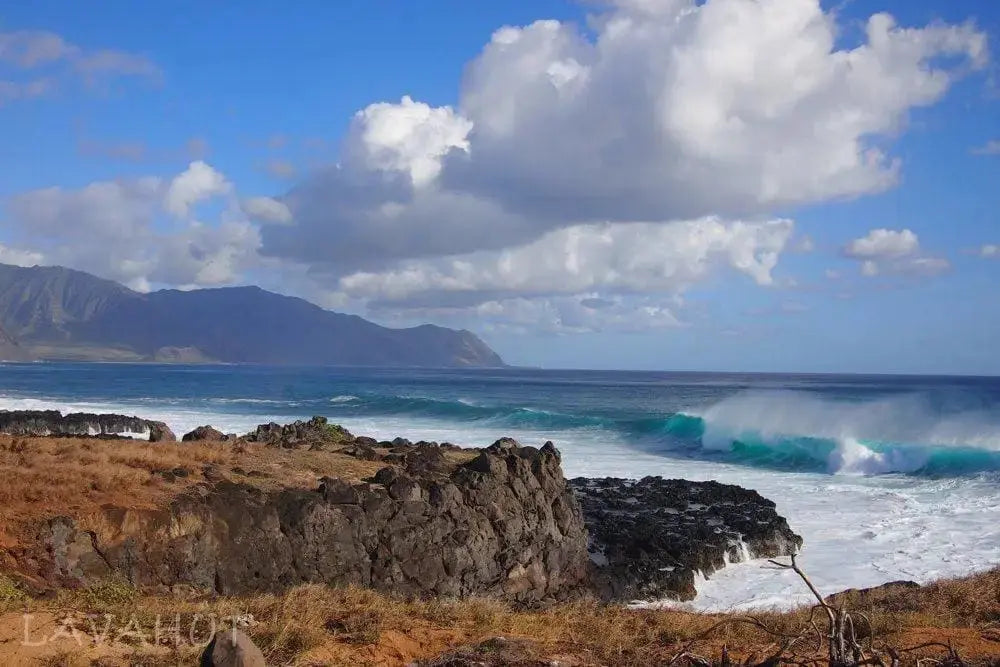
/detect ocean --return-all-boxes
[1,362,998,610]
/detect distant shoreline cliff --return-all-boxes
[0,263,504,367]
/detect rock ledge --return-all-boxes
[571,476,802,601]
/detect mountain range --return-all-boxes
[0,263,503,367]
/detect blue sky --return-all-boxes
[0,0,998,374]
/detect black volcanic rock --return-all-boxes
[29,439,590,603]
[570,476,802,601]
[241,416,353,450]
[0,409,176,441]
[0,262,504,367]
[182,425,229,442]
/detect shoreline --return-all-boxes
[0,410,998,663]
[1,403,997,612]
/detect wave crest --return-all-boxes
[654,390,1000,476]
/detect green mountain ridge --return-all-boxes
[0,263,504,367]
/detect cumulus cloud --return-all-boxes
[345,95,472,187]
[338,217,793,305]
[843,228,920,259]
[793,235,815,253]
[978,244,999,258]
[0,243,45,267]
[164,161,232,218]
[259,0,986,275]
[842,228,949,277]
[3,163,259,290]
[372,294,684,335]
[242,196,292,224]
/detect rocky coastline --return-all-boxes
[0,409,176,441]
[572,476,803,601]
[2,411,801,604]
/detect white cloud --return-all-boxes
[3,163,259,290]
[149,220,261,288]
[0,243,45,267]
[338,217,793,308]
[8,177,164,239]
[793,235,815,253]
[242,196,292,224]
[345,95,472,187]
[842,228,949,278]
[971,140,1000,156]
[164,161,232,218]
[261,0,986,270]
[372,294,684,335]
[843,228,919,259]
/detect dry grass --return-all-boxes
[0,567,996,665]
[0,434,386,549]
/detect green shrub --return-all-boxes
[81,578,139,610]
[0,573,26,609]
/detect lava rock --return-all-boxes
[241,416,352,450]
[32,437,590,604]
[570,476,803,601]
[0,409,175,441]
[183,425,227,442]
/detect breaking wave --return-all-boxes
[660,390,1000,476]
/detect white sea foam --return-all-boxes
[330,395,359,404]
[827,437,930,476]
[697,390,1000,451]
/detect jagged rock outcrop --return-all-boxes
[570,477,802,601]
[183,425,230,442]
[825,580,920,607]
[28,439,590,603]
[0,409,176,442]
[241,416,353,449]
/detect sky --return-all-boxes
[0,0,998,374]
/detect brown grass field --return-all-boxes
[0,434,997,665]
